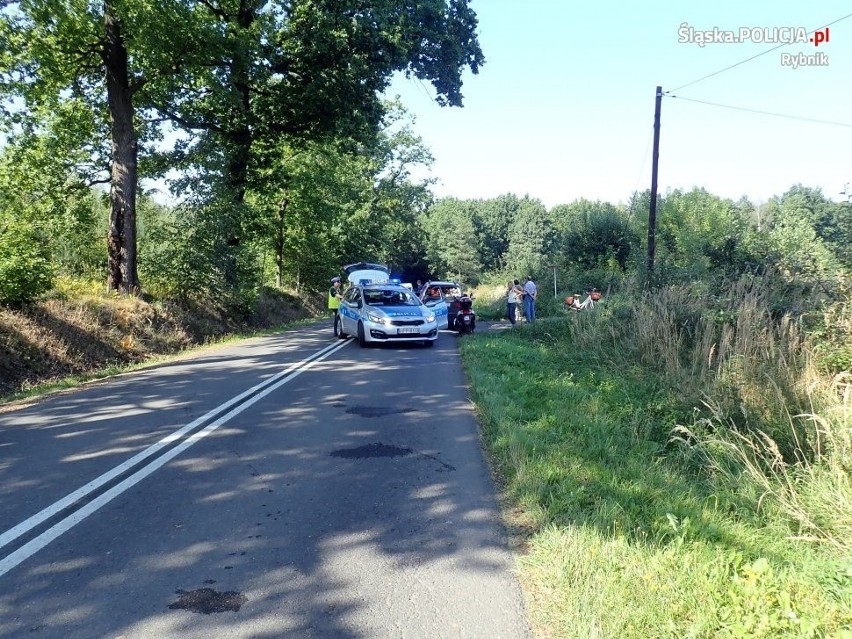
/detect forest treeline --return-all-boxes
[424,185,850,295]
[2,116,850,325]
[4,125,850,327]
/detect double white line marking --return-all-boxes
[0,337,351,578]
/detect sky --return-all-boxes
[385,1,852,209]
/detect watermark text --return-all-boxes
[678,24,830,47]
[780,52,829,69]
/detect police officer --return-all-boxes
[329,276,343,333]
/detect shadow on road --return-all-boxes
[0,323,528,638]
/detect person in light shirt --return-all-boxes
[523,276,537,323]
[506,279,523,325]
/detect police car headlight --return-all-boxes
[425,312,436,323]
[367,312,387,325]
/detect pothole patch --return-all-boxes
[330,442,413,459]
[345,406,414,418]
[168,588,247,614]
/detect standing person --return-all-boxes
[513,279,525,323]
[414,279,425,296]
[523,275,538,323]
[328,276,343,333]
[506,280,522,326]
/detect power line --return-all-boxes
[667,12,852,94]
[632,124,654,196]
[666,94,852,129]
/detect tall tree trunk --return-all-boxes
[223,136,250,289]
[275,195,288,288]
[103,2,139,294]
[220,2,257,290]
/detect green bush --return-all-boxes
[555,201,638,271]
[0,219,54,305]
[559,265,623,295]
[805,298,852,375]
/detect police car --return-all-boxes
[335,263,448,347]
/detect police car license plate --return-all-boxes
[398,327,419,335]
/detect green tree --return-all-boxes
[246,104,433,291]
[754,192,841,282]
[0,216,53,305]
[471,194,520,272]
[646,188,750,278]
[421,198,481,284]
[0,0,201,292]
[149,1,483,286]
[0,131,108,290]
[551,199,636,271]
[339,105,434,275]
[776,185,851,270]
[250,139,368,290]
[505,196,553,277]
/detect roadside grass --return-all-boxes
[0,319,318,407]
[460,282,852,638]
[0,280,323,405]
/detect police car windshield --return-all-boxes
[364,288,420,307]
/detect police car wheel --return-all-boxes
[357,321,368,347]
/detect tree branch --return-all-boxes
[150,102,224,134]
[85,176,112,187]
[196,0,230,21]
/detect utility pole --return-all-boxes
[647,86,662,273]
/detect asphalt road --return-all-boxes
[0,322,530,638]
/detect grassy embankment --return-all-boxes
[464,280,851,638]
[0,277,323,403]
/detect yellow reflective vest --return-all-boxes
[328,287,341,310]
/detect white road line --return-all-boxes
[1,337,351,577]
[0,338,349,557]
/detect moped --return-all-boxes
[453,295,476,334]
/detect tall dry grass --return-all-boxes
[564,276,851,550]
[674,375,851,552]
